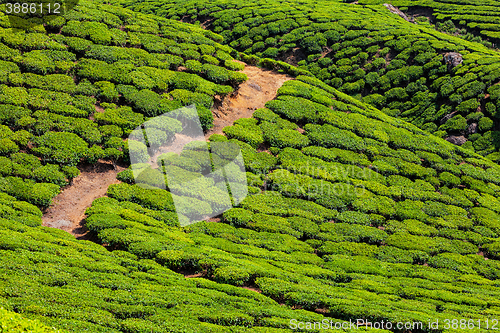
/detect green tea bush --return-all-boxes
[305,124,365,151]
[386,232,478,255]
[223,208,254,227]
[94,105,144,130]
[318,222,387,244]
[32,132,88,166]
[439,172,462,186]
[318,241,378,257]
[212,266,251,286]
[335,211,383,226]
[385,219,438,236]
[94,81,120,102]
[33,164,68,187]
[223,119,264,148]
[266,96,329,124]
[440,115,467,132]
[261,122,310,149]
[479,117,494,132]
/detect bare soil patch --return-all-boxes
[477,250,489,260]
[207,216,221,223]
[184,272,205,278]
[94,105,105,113]
[206,64,293,138]
[42,160,125,239]
[319,46,333,59]
[279,47,306,67]
[241,282,262,293]
[405,6,436,23]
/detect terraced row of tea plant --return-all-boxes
[1,191,361,332]
[81,74,500,331]
[0,1,363,332]
[358,0,500,46]
[116,0,500,161]
[7,64,500,330]
[2,0,500,331]
[0,0,246,210]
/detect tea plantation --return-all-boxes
[0,0,245,209]
[1,0,500,332]
[115,0,500,162]
[85,75,500,332]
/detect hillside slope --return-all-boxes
[0,0,245,211]
[84,74,500,331]
[2,0,500,332]
[116,0,500,161]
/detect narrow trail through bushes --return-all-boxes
[43,64,291,240]
[205,64,293,138]
[42,161,125,239]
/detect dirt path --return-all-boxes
[205,64,293,138]
[42,64,290,238]
[42,161,124,239]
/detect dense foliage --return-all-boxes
[81,75,500,331]
[115,0,500,162]
[2,0,500,332]
[0,0,245,208]
[0,308,64,332]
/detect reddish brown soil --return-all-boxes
[184,272,205,278]
[477,251,489,260]
[200,18,215,29]
[319,46,333,59]
[279,47,307,67]
[205,64,293,138]
[42,161,125,239]
[241,285,262,293]
[94,105,105,113]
